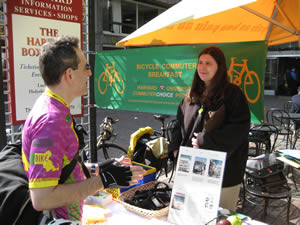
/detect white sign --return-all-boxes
[12,14,82,121]
[168,146,226,225]
[7,0,83,124]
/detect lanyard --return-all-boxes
[198,105,204,115]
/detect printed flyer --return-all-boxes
[168,147,226,225]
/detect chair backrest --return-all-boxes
[249,123,279,153]
[284,101,293,113]
[266,107,280,124]
[266,108,291,129]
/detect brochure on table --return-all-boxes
[276,149,300,163]
[168,146,226,225]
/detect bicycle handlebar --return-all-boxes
[153,114,170,122]
[103,116,119,124]
[99,116,120,141]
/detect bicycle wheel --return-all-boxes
[98,72,108,95]
[113,71,125,94]
[244,71,261,104]
[97,143,128,162]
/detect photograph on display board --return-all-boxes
[177,154,192,173]
[208,159,223,178]
[192,156,207,175]
[171,192,185,211]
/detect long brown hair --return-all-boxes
[187,46,229,108]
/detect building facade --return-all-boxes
[94,0,300,96]
[266,43,300,96]
[94,0,179,51]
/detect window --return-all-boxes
[138,4,160,28]
[121,1,136,34]
[268,42,300,51]
[103,0,113,32]
[103,0,165,34]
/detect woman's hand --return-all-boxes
[192,132,199,148]
[173,150,179,158]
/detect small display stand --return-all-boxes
[168,146,226,225]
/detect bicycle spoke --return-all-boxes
[97,143,127,163]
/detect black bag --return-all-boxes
[0,143,41,225]
[144,146,168,172]
[245,153,287,193]
[131,133,152,164]
[125,182,171,210]
[132,134,167,172]
[0,141,88,225]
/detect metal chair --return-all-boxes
[291,118,300,149]
[266,108,293,149]
[248,123,279,157]
[283,100,293,113]
[242,153,292,222]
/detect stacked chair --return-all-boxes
[266,108,294,149]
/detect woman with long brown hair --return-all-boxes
[168,46,250,210]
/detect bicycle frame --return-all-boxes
[228,57,261,104]
[98,62,125,95]
[228,57,249,86]
[95,117,127,161]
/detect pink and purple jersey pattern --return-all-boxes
[22,91,85,220]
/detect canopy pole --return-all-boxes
[273,1,297,31]
[240,5,299,35]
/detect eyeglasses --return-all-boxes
[71,63,91,71]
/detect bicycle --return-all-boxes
[132,114,177,152]
[6,124,23,144]
[95,116,128,162]
[97,62,125,95]
[153,114,172,139]
[130,114,177,181]
[153,114,178,181]
[227,57,261,104]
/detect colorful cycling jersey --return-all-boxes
[22,89,85,220]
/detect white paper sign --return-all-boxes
[7,0,83,124]
[12,14,81,121]
[168,146,226,225]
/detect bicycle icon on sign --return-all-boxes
[97,62,125,95]
[227,57,261,104]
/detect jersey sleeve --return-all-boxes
[27,116,69,189]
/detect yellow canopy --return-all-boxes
[117,0,300,47]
